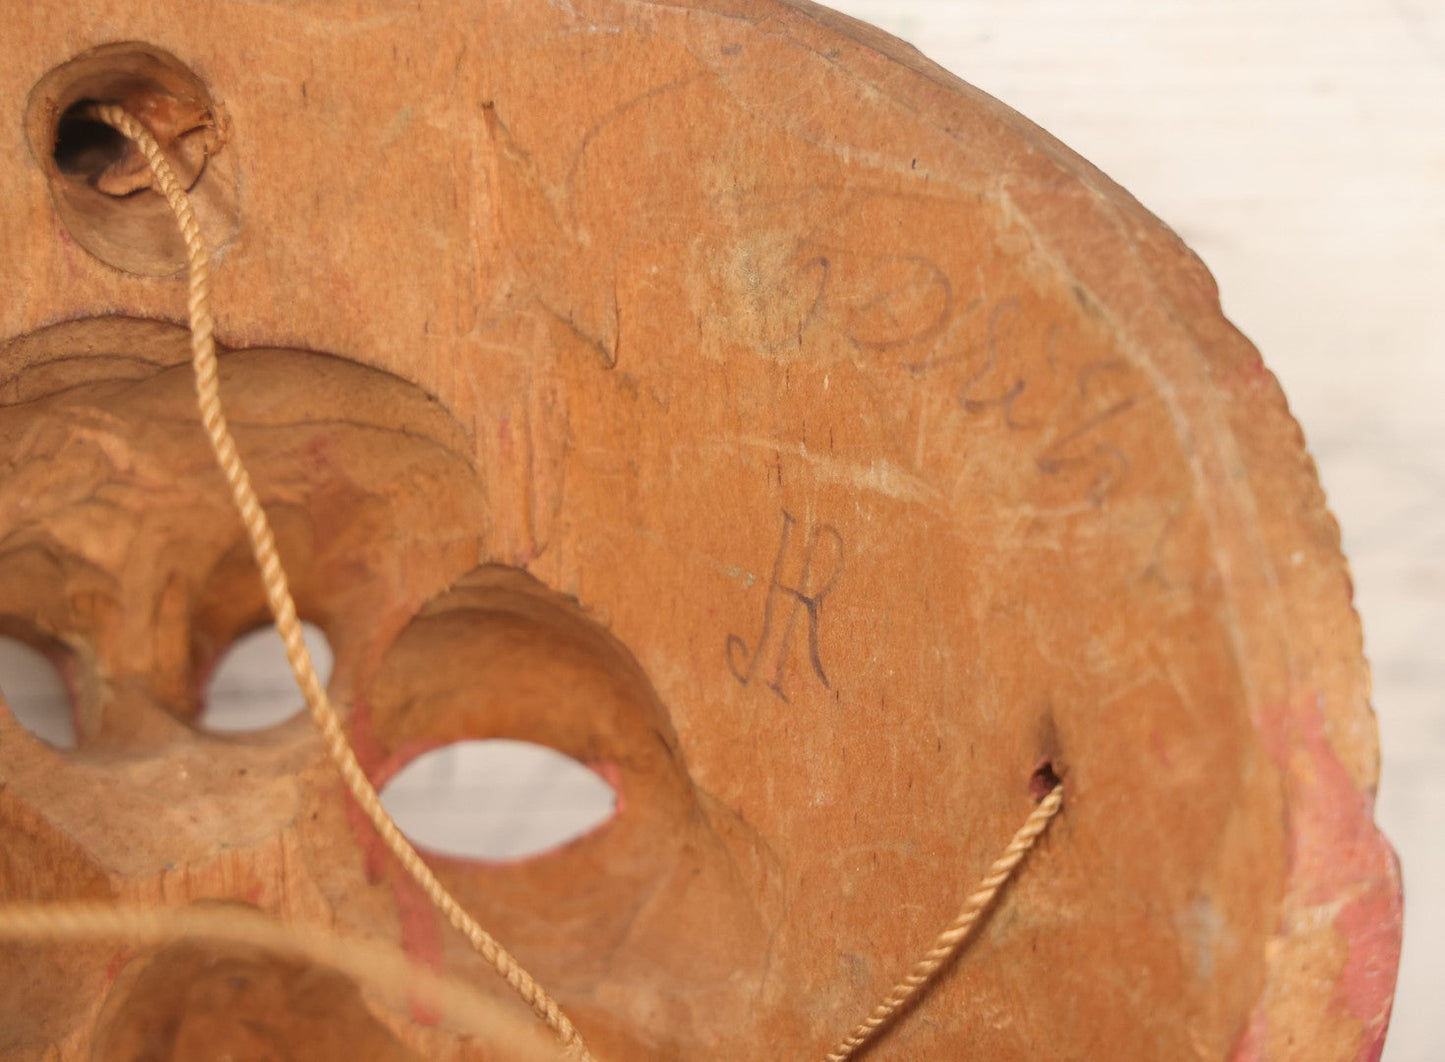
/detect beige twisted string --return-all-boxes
[823,782,1065,1061]
[75,103,593,1061]
[0,901,558,1058]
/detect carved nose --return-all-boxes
[0,320,492,748]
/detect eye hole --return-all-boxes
[0,635,77,749]
[380,739,618,863]
[198,622,333,734]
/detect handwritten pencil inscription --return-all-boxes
[726,510,844,702]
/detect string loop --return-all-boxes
[824,783,1064,1060]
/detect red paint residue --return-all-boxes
[103,946,130,985]
[393,869,446,1026]
[1230,1005,1269,1062]
[591,759,626,816]
[1222,354,1273,399]
[341,698,392,884]
[1230,688,1403,1059]
[340,698,445,1026]
[1149,728,1172,769]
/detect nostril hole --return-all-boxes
[0,635,77,750]
[197,622,333,734]
[380,740,618,863]
[52,103,132,187]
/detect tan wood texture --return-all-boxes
[0,1,1401,1058]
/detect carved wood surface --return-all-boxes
[0,1,1400,1058]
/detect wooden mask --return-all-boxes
[0,2,1401,1059]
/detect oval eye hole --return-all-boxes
[380,739,617,863]
[0,635,77,750]
[197,622,332,734]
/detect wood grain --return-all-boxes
[0,1,1409,1057]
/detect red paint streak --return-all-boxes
[1231,688,1403,1059]
[342,698,392,883]
[103,947,130,985]
[1335,861,1402,1061]
[393,870,446,1026]
[1229,1006,1268,1062]
[1222,355,1272,398]
[1357,1031,1388,1062]
[1288,694,1401,1052]
[339,698,445,1024]
[1243,356,1271,387]
[592,760,625,816]
[371,737,451,791]
[1292,722,1388,902]
[1149,729,1172,768]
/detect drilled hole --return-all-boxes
[0,635,77,750]
[53,104,132,185]
[25,43,235,275]
[380,739,617,863]
[197,622,332,734]
[1030,759,1062,802]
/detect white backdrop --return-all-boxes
[823,1,1442,1057]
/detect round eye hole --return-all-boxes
[0,635,77,750]
[380,740,617,863]
[197,622,333,734]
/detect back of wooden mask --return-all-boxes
[0,2,1401,1059]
